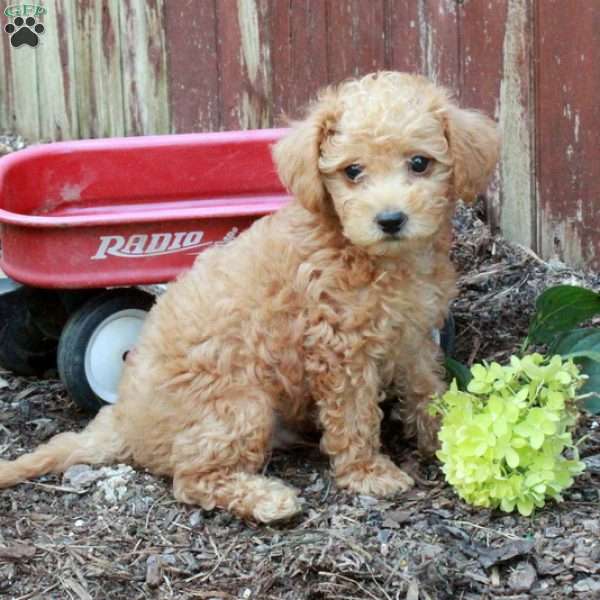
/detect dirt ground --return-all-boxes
[0,137,599,599]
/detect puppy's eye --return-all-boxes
[344,163,363,181]
[409,156,431,174]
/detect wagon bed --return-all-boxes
[0,128,289,288]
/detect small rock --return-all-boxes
[189,510,204,528]
[534,556,565,576]
[63,464,103,489]
[357,495,378,508]
[530,578,552,596]
[573,577,600,594]
[581,519,600,535]
[0,143,12,156]
[146,555,163,588]
[573,556,600,574]
[508,561,537,593]
[382,509,412,527]
[130,496,152,516]
[583,454,600,473]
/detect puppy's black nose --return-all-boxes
[375,211,408,235]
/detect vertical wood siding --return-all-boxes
[0,0,598,269]
[74,0,125,138]
[536,0,600,271]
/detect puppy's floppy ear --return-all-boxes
[445,106,500,202]
[272,88,339,213]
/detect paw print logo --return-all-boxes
[4,16,45,48]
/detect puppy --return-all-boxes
[0,73,499,522]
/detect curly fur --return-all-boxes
[0,72,499,522]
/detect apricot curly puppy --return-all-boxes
[0,73,499,522]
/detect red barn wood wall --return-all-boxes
[0,0,598,270]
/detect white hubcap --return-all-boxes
[84,308,147,404]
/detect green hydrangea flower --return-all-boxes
[431,354,586,516]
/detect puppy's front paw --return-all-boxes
[336,455,414,497]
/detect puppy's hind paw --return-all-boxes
[336,455,414,497]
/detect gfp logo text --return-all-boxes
[4,4,46,17]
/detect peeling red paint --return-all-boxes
[537,1,600,270]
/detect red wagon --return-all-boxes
[0,128,454,412]
[0,129,290,410]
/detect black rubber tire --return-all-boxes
[0,288,61,376]
[57,289,154,413]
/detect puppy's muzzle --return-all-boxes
[375,211,408,236]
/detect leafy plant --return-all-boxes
[432,355,586,516]
[525,285,600,414]
[447,284,600,413]
[526,285,600,347]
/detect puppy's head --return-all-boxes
[273,72,499,255]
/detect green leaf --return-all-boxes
[575,358,600,414]
[445,357,472,391]
[549,328,596,354]
[585,394,600,414]
[561,351,600,363]
[552,328,600,414]
[528,286,600,345]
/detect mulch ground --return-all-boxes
[1,135,599,599]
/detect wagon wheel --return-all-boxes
[57,289,154,413]
[0,284,66,376]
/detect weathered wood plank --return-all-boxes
[459,0,507,115]
[0,17,11,132]
[326,0,386,81]
[495,0,536,251]
[164,0,220,132]
[458,0,508,230]
[536,0,600,270]
[35,0,79,140]
[216,0,273,131]
[1,10,40,139]
[385,0,423,73]
[269,0,328,122]
[73,0,125,139]
[420,0,460,92]
[119,0,169,135]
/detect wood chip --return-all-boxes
[0,543,36,560]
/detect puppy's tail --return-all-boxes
[0,406,127,488]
